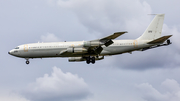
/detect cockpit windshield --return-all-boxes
[15,47,19,49]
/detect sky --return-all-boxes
[1,0,180,101]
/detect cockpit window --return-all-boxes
[15,47,19,49]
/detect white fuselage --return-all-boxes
[9,40,152,59]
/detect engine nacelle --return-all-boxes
[69,56,104,62]
[67,48,87,53]
[68,57,85,62]
[83,41,104,47]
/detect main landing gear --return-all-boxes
[25,59,30,64]
[86,56,95,64]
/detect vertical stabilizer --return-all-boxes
[137,14,165,40]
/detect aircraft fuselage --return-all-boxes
[9,40,151,58]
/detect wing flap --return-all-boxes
[104,40,114,47]
[147,35,172,44]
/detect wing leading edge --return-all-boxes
[100,31,128,41]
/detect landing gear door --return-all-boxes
[24,45,28,52]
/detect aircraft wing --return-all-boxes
[92,31,127,47]
[84,31,127,54]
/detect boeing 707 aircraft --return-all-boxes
[8,14,172,64]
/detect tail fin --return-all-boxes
[137,14,165,40]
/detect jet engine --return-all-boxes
[67,48,88,53]
[68,56,104,62]
[68,57,85,62]
[83,41,104,47]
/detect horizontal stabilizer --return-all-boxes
[147,35,172,44]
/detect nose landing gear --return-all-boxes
[25,58,30,64]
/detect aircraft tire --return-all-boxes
[86,60,90,64]
[26,61,29,64]
[92,57,95,64]
[86,57,90,64]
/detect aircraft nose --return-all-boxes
[8,51,11,54]
[8,50,13,55]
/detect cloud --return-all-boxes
[136,79,180,101]
[163,24,180,51]
[40,33,61,42]
[161,79,180,93]
[0,91,30,101]
[47,0,58,6]
[22,67,90,101]
[56,0,152,38]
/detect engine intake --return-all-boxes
[67,48,87,53]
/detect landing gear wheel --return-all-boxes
[92,57,95,64]
[26,61,29,64]
[86,60,90,64]
[86,57,90,64]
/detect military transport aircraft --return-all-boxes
[8,14,172,64]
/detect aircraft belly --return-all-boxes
[101,46,131,55]
[101,44,150,55]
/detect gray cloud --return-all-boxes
[22,67,91,101]
[56,0,152,38]
[136,79,180,101]
[0,91,29,101]
[40,32,61,42]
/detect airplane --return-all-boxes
[8,14,172,64]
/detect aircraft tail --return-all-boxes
[137,14,165,40]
